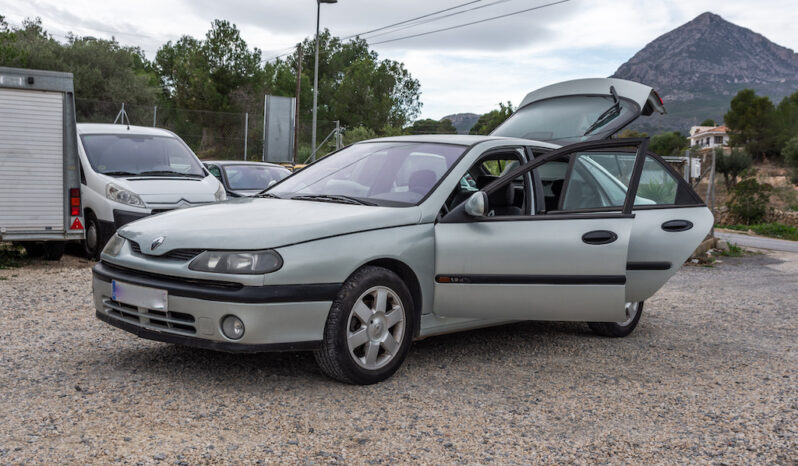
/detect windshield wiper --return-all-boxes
[101,170,139,176]
[290,194,375,206]
[256,192,282,199]
[583,85,621,136]
[138,170,204,177]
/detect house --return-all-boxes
[688,125,730,149]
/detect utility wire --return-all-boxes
[356,0,519,41]
[341,0,483,40]
[369,0,570,45]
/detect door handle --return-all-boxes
[661,219,693,232]
[582,230,618,245]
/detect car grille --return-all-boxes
[103,298,196,335]
[129,241,204,261]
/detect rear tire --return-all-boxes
[314,266,415,385]
[589,301,643,338]
[83,212,101,260]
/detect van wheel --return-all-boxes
[83,212,101,259]
[589,301,643,337]
[43,242,65,261]
[314,266,414,385]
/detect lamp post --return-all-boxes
[311,0,337,162]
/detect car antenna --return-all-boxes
[113,103,131,130]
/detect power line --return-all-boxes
[341,0,483,40]
[369,0,570,45]
[357,0,519,41]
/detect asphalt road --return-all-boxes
[716,230,798,252]
[1,252,796,463]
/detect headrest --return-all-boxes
[408,169,437,194]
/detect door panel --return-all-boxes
[625,207,713,302]
[434,217,632,321]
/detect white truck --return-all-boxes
[0,67,84,260]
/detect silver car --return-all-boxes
[93,78,713,384]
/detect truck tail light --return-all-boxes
[69,188,81,217]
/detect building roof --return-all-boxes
[689,125,729,138]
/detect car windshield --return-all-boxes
[81,134,205,177]
[223,165,290,190]
[491,95,638,144]
[269,142,467,206]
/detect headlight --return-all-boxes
[189,250,283,274]
[103,234,126,257]
[214,183,227,201]
[106,183,145,207]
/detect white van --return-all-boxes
[77,123,225,258]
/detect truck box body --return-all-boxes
[0,67,83,242]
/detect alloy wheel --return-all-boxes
[346,286,406,370]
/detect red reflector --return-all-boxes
[437,276,451,283]
[653,90,664,105]
[70,218,84,230]
[71,207,80,216]
[70,188,80,198]
[71,197,80,206]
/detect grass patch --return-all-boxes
[720,242,745,257]
[718,223,798,241]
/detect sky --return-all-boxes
[2,0,796,119]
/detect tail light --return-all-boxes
[70,188,81,217]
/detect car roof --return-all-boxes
[76,123,178,137]
[355,134,560,149]
[202,160,288,168]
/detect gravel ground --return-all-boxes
[0,251,796,464]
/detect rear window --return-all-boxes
[491,96,639,144]
[81,134,205,177]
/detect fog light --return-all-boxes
[221,315,245,340]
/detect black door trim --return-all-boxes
[435,274,626,285]
[626,261,672,271]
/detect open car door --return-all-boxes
[491,78,666,145]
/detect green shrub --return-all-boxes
[715,147,753,190]
[726,172,772,224]
[637,181,677,204]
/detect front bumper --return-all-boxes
[92,262,338,352]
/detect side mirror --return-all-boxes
[464,191,488,217]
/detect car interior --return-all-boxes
[443,150,528,215]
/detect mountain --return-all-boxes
[612,12,798,133]
[441,113,480,134]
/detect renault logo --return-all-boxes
[151,236,165,250]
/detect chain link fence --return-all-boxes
[75,98,341,163]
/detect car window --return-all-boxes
[634,156,680,205]
[269,142,467,206]
[445,150,528,215]
[222,165,290,191]
[81,134,205,177]
[206,164,222,180]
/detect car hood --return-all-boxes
[106,175,221,204]
[117,197,423,253]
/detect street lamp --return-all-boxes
[311,0,337,162]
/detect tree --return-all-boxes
[714,147,753,190]
[724,89,778,159]
[617,129,648,139]
[266,31,421,133]
[649,131,688,156]
[405,118,456,135]
[699,118,716,127]
[775,91,798,151]
[782,136,798,185]
[469,102,514,135]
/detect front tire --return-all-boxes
[314,266,415,385]
[83,212,102,260]
[589,301,643,338]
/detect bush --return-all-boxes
[637,181,677,204]
[782,136,798,185]
[715,147,753,190]
[726,172,772,224]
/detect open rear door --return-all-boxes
[491,78,665,144]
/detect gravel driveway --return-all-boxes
[1,251,796,464]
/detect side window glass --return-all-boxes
[207,165,222,179]
[635,156,679,205]
[534,157,569,212]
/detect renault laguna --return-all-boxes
[92,78,712,384]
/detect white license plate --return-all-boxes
[112,280,168,311]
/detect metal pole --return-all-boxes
[707,149,717,237]
[294,44,303,166]
[153,105,157,127]
[311,2,321,162]
[243,112,248,161]
[335,120,341,150]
